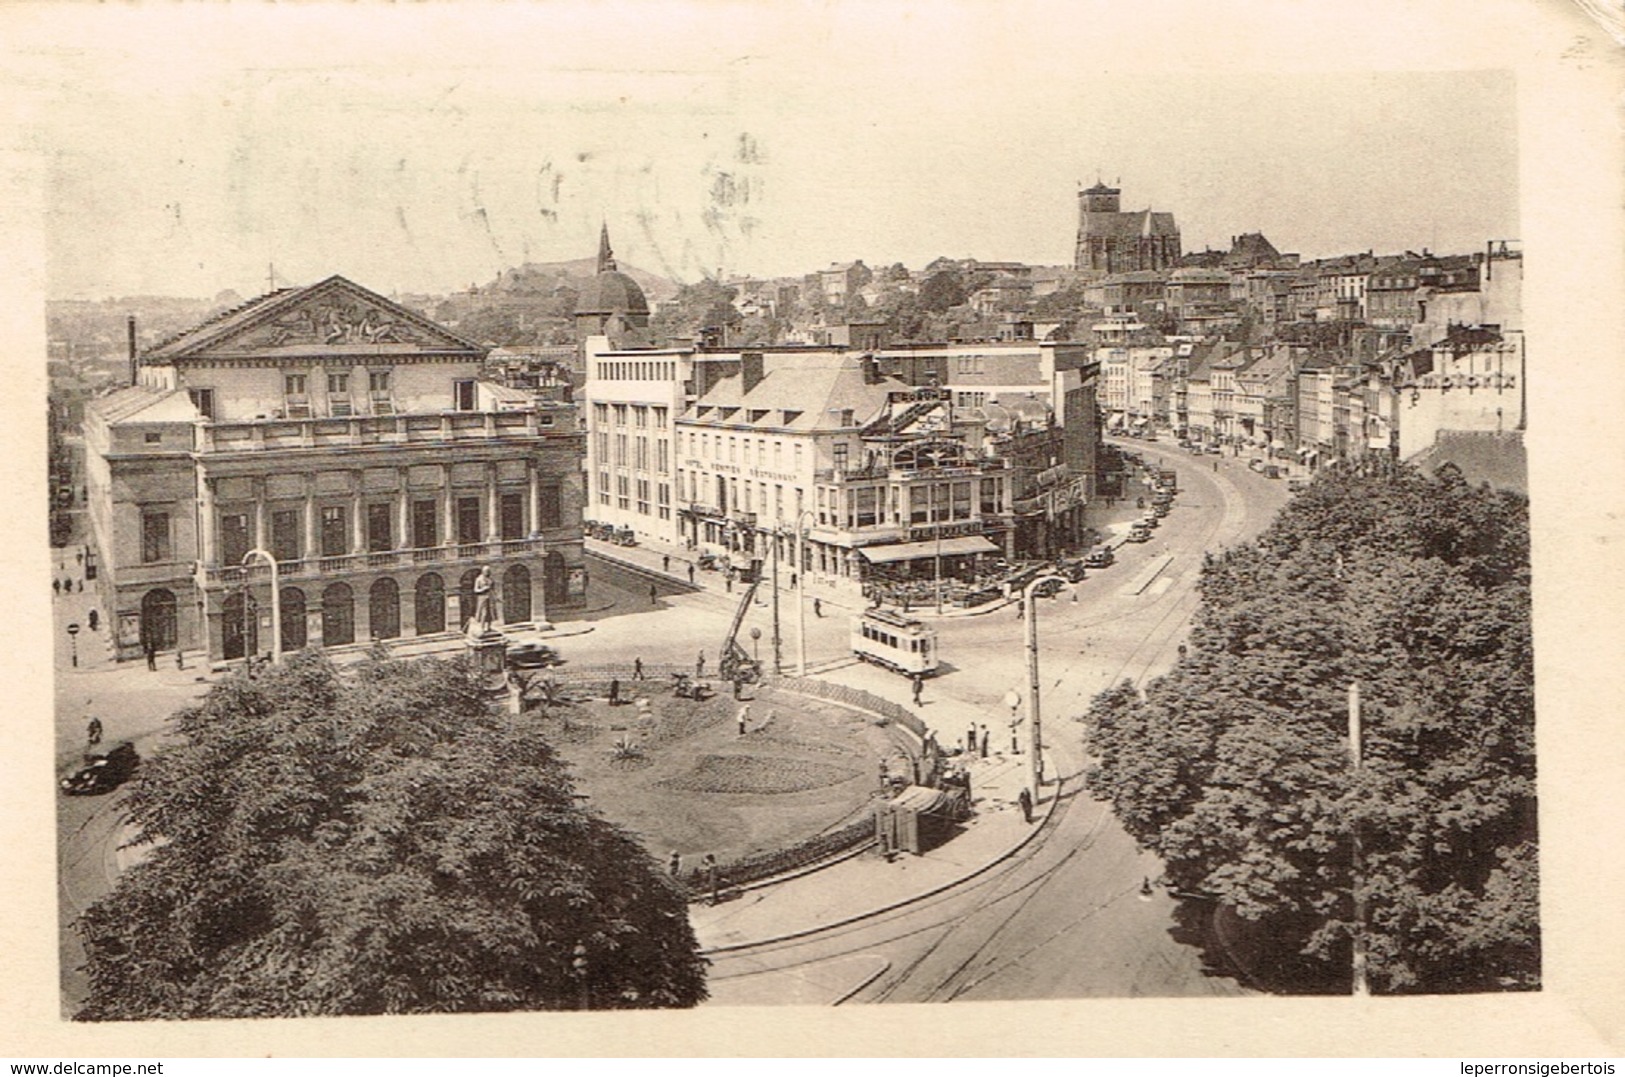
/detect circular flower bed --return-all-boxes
[659,753,861,795]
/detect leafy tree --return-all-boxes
[917,270,967,313]
[76,651,707,1019]
[1082,464,1536,993]
[649,278,740,344]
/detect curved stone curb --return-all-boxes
[697,766,1062,956]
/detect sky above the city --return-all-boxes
[6,0,1546,300]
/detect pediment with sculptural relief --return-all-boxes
[144,275,483,361]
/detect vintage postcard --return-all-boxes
[2,0,1621,1059]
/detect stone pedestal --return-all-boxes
[466,629,509,694]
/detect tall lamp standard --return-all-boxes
[1021,573,1071,804]
[792,510,815,676]
[242,548,282,665]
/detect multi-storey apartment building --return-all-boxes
[83,276,585,664]
[581,341,692,545]
[674,352,1024,588]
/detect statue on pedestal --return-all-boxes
[469,566,499,638]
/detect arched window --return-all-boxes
[369,577,401,639]
[322,583,354,647]
[280,587,307,651]
[140,588,177,652]
[502,564,531,624]
[415,573,445,635]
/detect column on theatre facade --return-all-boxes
[303,474,318,560]
[349,471,365,555]
[253,478,267,553]
[442,464,456,549]
[485,462,500,549]
[529,461,542,537]
[197,469,218,565]
[396,468,411,554]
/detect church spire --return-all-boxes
[597,221,617,274]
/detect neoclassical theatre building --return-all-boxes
[83,276,586,664]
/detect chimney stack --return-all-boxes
[127,315,138,386]
[741,351,765,394]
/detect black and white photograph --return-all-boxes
[5,0,1622,1059]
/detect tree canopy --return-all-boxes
[76,650,707,1019]
[1082,462,1537,993]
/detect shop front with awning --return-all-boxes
[859,534,998,564]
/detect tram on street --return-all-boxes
[852,607,940,676]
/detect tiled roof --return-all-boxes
[89,385,200,424]
[687,356,901,431]
[1409,431,1527,495]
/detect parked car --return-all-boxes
[1140,514,1159,529]
[1032,577,1066,598]
[62,742,140,796]
[1126,527,1151,543]
[1056,561,1088,583]
[1084,549,1115,568]
[1152,504,1170,517]
[505,641,564,669]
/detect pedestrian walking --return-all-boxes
[696,650,706,677]
[86,716,102,748]
[662,554,670,573]
[1018,787,1034,824]
[143,639,157,671]
[668,850,681,877]
[704,854,720,906]
[731,676,744,701]
[62,577,72,594]
[53,579,61,597]
[736,704,750,735]
[633,657,644,680]
[88,609,99,631]
[966,723,978,755]
[812,597,822,618]
[649,583,658,605]
[979,723,990,758]
[76,549,83,565]
[687,563,695,584]
[725,575,733,594]
[76,579,83,592]
[175,648,185,670]
[911,674,923,707]
[608,678,621,706]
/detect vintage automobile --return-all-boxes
[1084,548,1115,568]
[505,641,564,669]
[62,742,140,796]
[1125,526,1152,543]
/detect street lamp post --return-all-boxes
[793,510,815,677]
[1021,573,1071,804]
[242,548,282,665]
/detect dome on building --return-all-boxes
[575,270,649,318]
[574,223,650,318]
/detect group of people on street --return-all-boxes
[965,722,990,758]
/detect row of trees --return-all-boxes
[76,650,708,1019]
[1082,463,1537,993]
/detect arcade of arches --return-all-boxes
[190,561,546,661]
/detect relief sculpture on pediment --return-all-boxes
[232,297,439,349]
